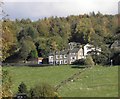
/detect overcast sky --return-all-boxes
[3,0,119,21]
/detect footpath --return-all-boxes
[55,67,90,91]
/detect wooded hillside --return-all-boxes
[2,12,120,65]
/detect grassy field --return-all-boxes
[3,65,80,93]
[3,65,119,97]
[59,66,118,97]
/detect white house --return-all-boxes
[49,47,84,65]
[84,44,101,57]
[49,42,101,65]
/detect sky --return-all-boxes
[2,0,120,21]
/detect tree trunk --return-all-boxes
[53,51,55,66]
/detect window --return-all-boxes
[56,61,59,64]
[60,60,63,64]
[49,56,53,59]
[64,60,67,64]
[64,55,67,58]
[61,61,63,64]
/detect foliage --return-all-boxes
[84,55,94,66]
[2,13,118,64]
[29,50,38,59]
[2,70,13,97]
[3,66,118,97]
[72,56,94,66]
[19,37,37,61]
[72,59,85,65]
[2,20,17,61]
[3,65,80,93]
[93,54,108,65]
[111,49,120,65]
[18,82,27,94]
[29,82,56,98]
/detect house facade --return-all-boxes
[49,48,84,64]
[49,42,101,65]
[84,44,101,56]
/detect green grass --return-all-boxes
[3,65,119,97]
[59,66,118,97]
[3,65,80,93]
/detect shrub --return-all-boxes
[29,82,58,98]
[18,82,27,94]
[72,58,85,65]
[95,54,108,65]
[2,70,13,97]
[84,55,94,66]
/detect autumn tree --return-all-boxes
[2,20,17,61]
[2,70,13,97]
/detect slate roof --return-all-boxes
[69,48,80,53]
[49,48,81,56]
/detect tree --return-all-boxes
[35,37,49,58]
[0,12,118,63]
[18,82,27,94]
[71,18,92,44]
[37,19,50,37]
[29,50,38,59]
[29,82,56,98]
[89,31,104,65]
[2,20,17,61]
[2,70,13,97]
[84,55,94,66]
[26,25,38,40]
[19,37,37,61]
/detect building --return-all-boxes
[49,48,83,65]
[49,42,101,65]
[38,57,43,64]
[84,44,101,56]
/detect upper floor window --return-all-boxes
[64,55,67,58]
[49,56,53,59]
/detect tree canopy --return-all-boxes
[2,12,119,65]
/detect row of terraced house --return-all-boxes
[48,42,101,65]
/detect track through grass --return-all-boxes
[3,65,119,97]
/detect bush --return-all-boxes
[72,58,85,65]
[72,56,94,67]
[111,51,120,65]
[95,54,108,65]
[29,82,58,98]
[2,70,13,97]
[18,82,27,93]
[84,55,94,66]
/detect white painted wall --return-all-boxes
[49,56,54,64]
[84,44,101,56]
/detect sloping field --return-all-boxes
[3,65,80,93]
[3,65,119,97]
[59,66,118,97]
